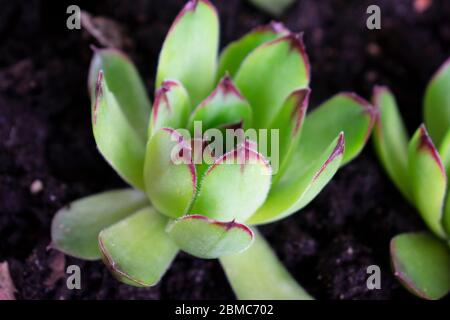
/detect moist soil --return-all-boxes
[1,0,450,300]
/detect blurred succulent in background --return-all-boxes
[51,0,375,299]
[373,58,450,300]
[248,0,297,16]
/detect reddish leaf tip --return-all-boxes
[152,81,180,122]
[181,214,254,238]
[417,124,446,174]
[313,132,345,181]
[283,32,311,80]
[290,88,311,136]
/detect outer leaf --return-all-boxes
[92,72,146,189]
[148,80,191,137]
[445,191,450,235]
[220,229,313,300]
[156,0,219,105]
[268,88,310,182]
[189,141,272,222]
[424,58,450,146]
[217,22,289,79]
[189,75,252,131]
[99,207,178,287]
[248,133,344,225]
[235,33,310,129]
[408,125,447,239]
[166,215,253,259]
[248,0,297,16]
[88,48,151,140]
[292,93,375,168]
[390,232,450,300]
[52,189,148,260]
[144,128,197,219]
[372,86,412,202]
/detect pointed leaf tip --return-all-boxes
[166,214,254,259]
[157,0,219,105]
[417,125,446,175]
[408,125,447,238]
[290,88,311,136]
[149,80,190,137]
[313,132,345,181]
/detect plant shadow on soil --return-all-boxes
[0,0,449,300]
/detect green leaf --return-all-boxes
[88,48,151,140]
[408,125,447,239]
[51,189,148,260]
[166,215,253,259]
[268,88,310,182]
[99,207,178,287]
[217,22,289,79]
[220,229,313,300]
[189,141,272,222]
[148,80,191,137]
[438,128,450,176]
[248,133,344,225]
[444,192,450,236]
[390,232,450,300]
[144,128,197,219]
[92,72,147,189]
[235,33,310,129]
[248,0,297,16]
[424,58,450,146]
[188,75,252,131]
[293,93,375,168]
[372,86,412,202]
[156,0,219,105]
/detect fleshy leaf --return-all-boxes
[166,215,253,259]
[189,141,272,222]
[220,229,313,300]
[268,88,310,181]
[235,33,310,129]
[156,0,219,105]
[148,80,191,137]
[408,125,447,239]
[424,58,450,146]
[88,48,151,140]
[390,232,450,300]
[292,93,375,169]
[188,75,252,131]
[445,192,450,235]
[51,189,148,260]
[438,128,450,176]
[99,207,178,287]
[92,72,146,189]
[144,128,197,219]
[248,133,344,225]
[217,22,289,79]
[372,86,412,202]
[248,0,297,16]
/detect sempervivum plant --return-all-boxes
[373,58,450,300]
[52,0,375,299]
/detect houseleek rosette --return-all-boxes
[373,58,450,299]
[51,0,375,299]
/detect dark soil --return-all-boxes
[1,0,449,300]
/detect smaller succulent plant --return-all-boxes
[52,0,375,299]
[248,0,297,16]
[373,58,450,300]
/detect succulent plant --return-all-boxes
[51,0,375,299]
[373,58,450,300]
[247,0,297,16]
